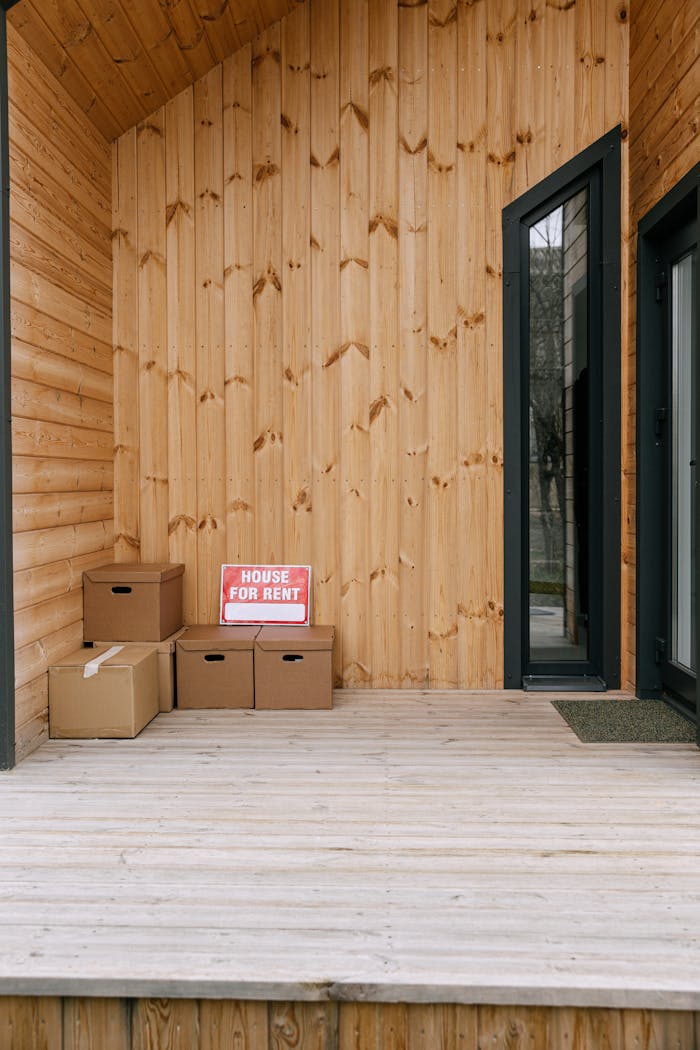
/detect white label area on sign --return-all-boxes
[223,602,307,623]
[220,565,311,625]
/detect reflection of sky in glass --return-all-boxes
[530,205,563,249]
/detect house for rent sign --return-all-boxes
[220,565,311,625]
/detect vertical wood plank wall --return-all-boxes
[625,0,700,691]
[2,996,700,1050]
[8,27,114,760]
[112,0,628,690]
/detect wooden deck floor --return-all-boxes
[1,692,699,1010]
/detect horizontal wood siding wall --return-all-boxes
[626,0,700,690]
[8,26,114,761]
[112,0,628,689]
[1,997,699,1049]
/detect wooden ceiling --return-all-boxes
[8,0,301,141]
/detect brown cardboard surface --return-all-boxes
[254,626,334,709]
[83,563,184,642]
[84,563,185,584]
[178,625,260,650]
[255,625,335,651]
[176,626,256,708]
[86,628,187,712]
[49,646,159,738]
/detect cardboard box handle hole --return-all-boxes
[283,654,304,662]
[111,586,132,594]
[204,654,225,662]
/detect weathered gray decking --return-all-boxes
[0,692,699,1008]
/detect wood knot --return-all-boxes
[137,121,163,138]
[166,199,192,225]
[463,452,484,467]
[343,101,369,131]
[369,395,390,424]
[428,5,457,28]
[369,214,399,239]
[429,326,457,352]
[487,150,516,167]
[254,161,280,184]
[198,515,218,531]
[168,514,196,535]
[292,488,309,512]
[369,65,395,87]
[428,150,455,174]
[460,310,485,330]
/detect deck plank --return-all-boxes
[0,693,699,1008]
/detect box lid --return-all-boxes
[50,645,155,671]
[177,625,260,651]
[87,628,186,654]
[84,562,185,584]
[256,625,335,651]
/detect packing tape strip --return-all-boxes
[83,645,124,679]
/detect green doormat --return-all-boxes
[552,698,696,743]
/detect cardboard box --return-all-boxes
[83,563,185,643]
[176,625,260,709]
[86,628,187,712]
[254,626,335,710]
[49,645,159,739]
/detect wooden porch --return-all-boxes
[1,692,700,1046]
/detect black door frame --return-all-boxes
[0,4,15,771]
[502,127,622,690]
[636,163,700,740]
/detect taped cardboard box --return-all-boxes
[49,646,159,739]
[85,628,187,712]
[176,625,260,709]
[83,563,185,643]
[254,626,335,710]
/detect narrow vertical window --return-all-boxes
[503,129,621,690]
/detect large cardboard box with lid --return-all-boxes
[83,563,184,642]
[254,626,335,709]
[49,646,159,739]
[176,625,260,709]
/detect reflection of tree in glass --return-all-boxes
[529,211,564,575]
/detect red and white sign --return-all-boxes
[219,565,311,625]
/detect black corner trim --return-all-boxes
[0,8,14,771]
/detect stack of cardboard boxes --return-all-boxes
[48,564,334,739]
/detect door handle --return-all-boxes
[691,460,697,467]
